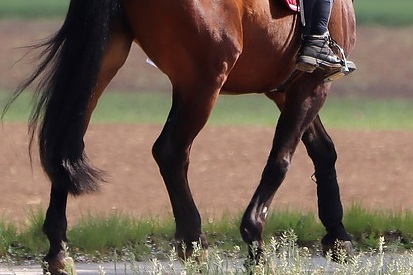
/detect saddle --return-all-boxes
[283,0,299,12]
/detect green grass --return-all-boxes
[2,91,413,130]
[354,0,413,27]
[1,205,413,263]
[1,0,413,26]
[320,96,413,130]
[344,204,413,249]
[0,0,68,19]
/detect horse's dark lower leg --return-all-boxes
[152,91,220,258]
[301,116,352,254]
[153,133,206,253]
[241,74,330,261]
[240,113,300,260]
[42,184,69,274]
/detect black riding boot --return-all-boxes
[296,0,354,74]
[296,33,342,72]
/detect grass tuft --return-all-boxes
[1,205,413,265]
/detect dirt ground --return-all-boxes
[1,124,413,226]
[0,21,413,225]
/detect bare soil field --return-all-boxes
[1,124,413,225]
[0,21,413,225]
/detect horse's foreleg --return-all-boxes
[265,92,352,255]
[301,115,353,256]
[240,74,330,261]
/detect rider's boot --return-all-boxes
[296,33,343,73]
[296,0,356,79]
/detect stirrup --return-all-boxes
[324,60,356,82]
[326,36,355,75]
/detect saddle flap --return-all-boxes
[283,0,300,12]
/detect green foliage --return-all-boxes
[354,0,413,26]
[0,219,18,255]
[344,204,413,250]
[203,214,245,252]
[68,213,175,259]
[2,91,413,130]
[0,91,32,122]
[320,96,413,130]
[69,213,142,253]
[18,208,48,255]
[264,211,324,245]
[2,205,413,263]
[0,208,48,262]
[0,0,68,19]
[1,0,413,26]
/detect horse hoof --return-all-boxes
[43,253,77,275]
[174,241,209,261]
[322,240,354,262]
[173,234,208,262]
[63,257,77,275]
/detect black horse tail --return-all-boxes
[4,0,121,195]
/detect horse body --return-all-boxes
[127,0,300,93]
[223,0,301,92]
[6,0,356,273]
[126,0,355,93]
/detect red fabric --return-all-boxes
[284,0,299,12]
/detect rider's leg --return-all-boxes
[296,0,343,72]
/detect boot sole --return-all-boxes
[324,61,357,82]
[296,56,342,73]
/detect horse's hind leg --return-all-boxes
[84,20,133,130]
[42,185,70,274]
[152,86,221,258]
[150,49,244,257]
[42,19,132,275]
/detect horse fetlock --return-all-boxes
[322,225,351,244]
[240,213,264,247]
[240,225,265,263]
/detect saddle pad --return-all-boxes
[283,0,299,12]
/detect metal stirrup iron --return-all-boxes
[328,36,349,72]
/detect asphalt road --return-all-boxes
[0,257,362,274]
[1,255,412,274]
[0,261,176,274]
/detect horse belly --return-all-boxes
[222,1,301,94]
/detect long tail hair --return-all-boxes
[4,0,121,195]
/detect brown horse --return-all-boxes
[5,0,356,273]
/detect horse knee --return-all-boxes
[152,136,189,175]
[265,155,291,181]
[276,156,291,175]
